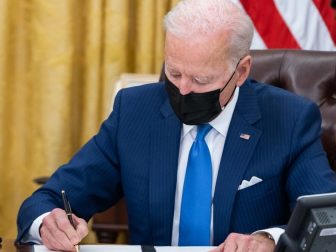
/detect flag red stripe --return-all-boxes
[312,0,336,45]
[240,0,301,49]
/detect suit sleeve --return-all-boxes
[16,90,125,242]
[285,102,336,210]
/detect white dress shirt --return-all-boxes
[26,86,283,245]
[23,212,49,244]
[171,87,239,245]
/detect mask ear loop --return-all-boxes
[219,58,242,93]
[219,58,243,109]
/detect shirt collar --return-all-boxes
[181,87,240,138]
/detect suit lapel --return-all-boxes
[213,81,262,245]
[149,98,181,245]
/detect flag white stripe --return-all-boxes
[231,0,335,51]
[273,0,336,51]
[250,27,267,49]
[235,0,267,49]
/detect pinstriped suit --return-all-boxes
[17,79,336,245]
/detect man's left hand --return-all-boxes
[210,232,275,252]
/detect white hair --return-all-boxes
[164,0,254,66]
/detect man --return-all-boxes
[17,0,336,251]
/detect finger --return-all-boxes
[209,246,221,252]
[55,214,80,244]
[236,235,252,252]
[209,242,225,252]
[41,214,66,250]
[72,215,89,239]
[223,237,237,251]
[52,209,81,244]
[40,224,53,249]
[41,223,74,252]
[42,212,76,251]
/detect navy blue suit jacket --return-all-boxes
[17,79,336,245]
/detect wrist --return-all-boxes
[253,232,275,244]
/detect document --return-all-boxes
[156,246,215,251]
[34,245,142,252]
[34,245,215,252]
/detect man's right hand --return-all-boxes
[40,208,88,252]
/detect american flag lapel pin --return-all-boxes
[240,133,251,140]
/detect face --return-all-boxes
[164,32,252,107]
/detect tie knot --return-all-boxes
[196,124,212,140]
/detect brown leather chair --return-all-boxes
[92,49,336,242]
[248,50,336,170]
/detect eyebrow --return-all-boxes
[167,69,180,74]
[166,65,216,83]
[166,65,179,73]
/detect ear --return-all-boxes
[236,55,252,87]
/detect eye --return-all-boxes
[193,77,210,85]
[170,73,182,79]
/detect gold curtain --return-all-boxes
[0,0,180,240]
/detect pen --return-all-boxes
[61,190,80,252]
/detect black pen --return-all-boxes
[61,190,80,252]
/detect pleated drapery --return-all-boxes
[0,0,179,239]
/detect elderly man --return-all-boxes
[17,0,336,251]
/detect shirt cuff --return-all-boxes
[253,227,285,244]
[21,212,50,244]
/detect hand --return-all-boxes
[40,208,88,252]
[210,233,275,252]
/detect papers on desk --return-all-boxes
[34,245,141,252]
[156,246,215,252]
[34,245,215,252]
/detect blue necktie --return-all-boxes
[179,124,212,246]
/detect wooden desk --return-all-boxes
[1,239,32,252]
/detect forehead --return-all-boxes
[164,32,231,75]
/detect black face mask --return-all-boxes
[165,66,238,125]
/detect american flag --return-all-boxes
[232,0,336,51]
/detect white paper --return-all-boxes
[34,244,142,252]
[155,246,215,252]
[34,245,215,252]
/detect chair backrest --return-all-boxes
[249,50,336,170]
[160,49,336,170]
